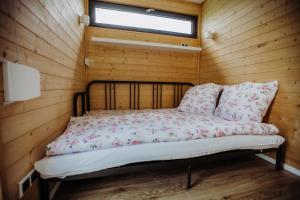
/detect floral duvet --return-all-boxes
[46,109,279,156]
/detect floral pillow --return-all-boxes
[215,81,278,122]
[178,83,223,114]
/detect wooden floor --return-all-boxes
[54,155,300,200]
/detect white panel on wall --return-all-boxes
[2,61,40,103]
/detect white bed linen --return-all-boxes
[35,135,284,179]
[46,109,279,156]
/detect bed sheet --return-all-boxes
[46,109,279,156]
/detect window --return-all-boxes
[89,1,198,38]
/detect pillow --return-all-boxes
[178,83,223,114]
[215,81,278,122]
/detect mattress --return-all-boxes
[35,134,284,179]
[46,109,279,156]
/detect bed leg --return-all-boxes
[39,176,50,200]
[275,144,284,171]
[187,163,192,190]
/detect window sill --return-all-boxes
[90,37,202,52]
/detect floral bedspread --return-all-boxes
[46,109,279,156]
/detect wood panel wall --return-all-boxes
[97,0,202,15]
[0,0,85,199]
[85,0,201,110]
[0,181,2,200]
[200,0,300,169]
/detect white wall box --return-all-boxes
[2,61,40,103]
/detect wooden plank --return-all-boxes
[54,157,300,199]
[89,56,197,68]
[201,55,300,74]
[0,38,85,80]
[15,0,82,64]
[3,113,69,168]
[200,0,300,170]
[0,11,85,71]
[98,0,201,16]
[202,17,300,61]
[201,60,300,81]
[88,63,197,74]
[0,101,72,144]
[201,44,300,72]
[37,0,83,41]
[202,0,300,48]
[202,33,300,68]
[20,0,83,53]
[5,155,31,200]
[0,1,86,199]
[51,0,84,40]
[202,0,254,31]
[202,7,300,55]
[16,23,83,72]
[0,90,74,118]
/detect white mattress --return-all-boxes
[35,135,284,179]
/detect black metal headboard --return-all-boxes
[73,80,194,116]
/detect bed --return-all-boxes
[35,80,285,200]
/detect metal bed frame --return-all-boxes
[73,80,194,116]
[39,80,284,200]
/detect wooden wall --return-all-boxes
[85,0,201,110]
[0,181,2,200]
[0,0,85,199]
[200,0,300,169]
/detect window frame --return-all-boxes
[89,0,198,38]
